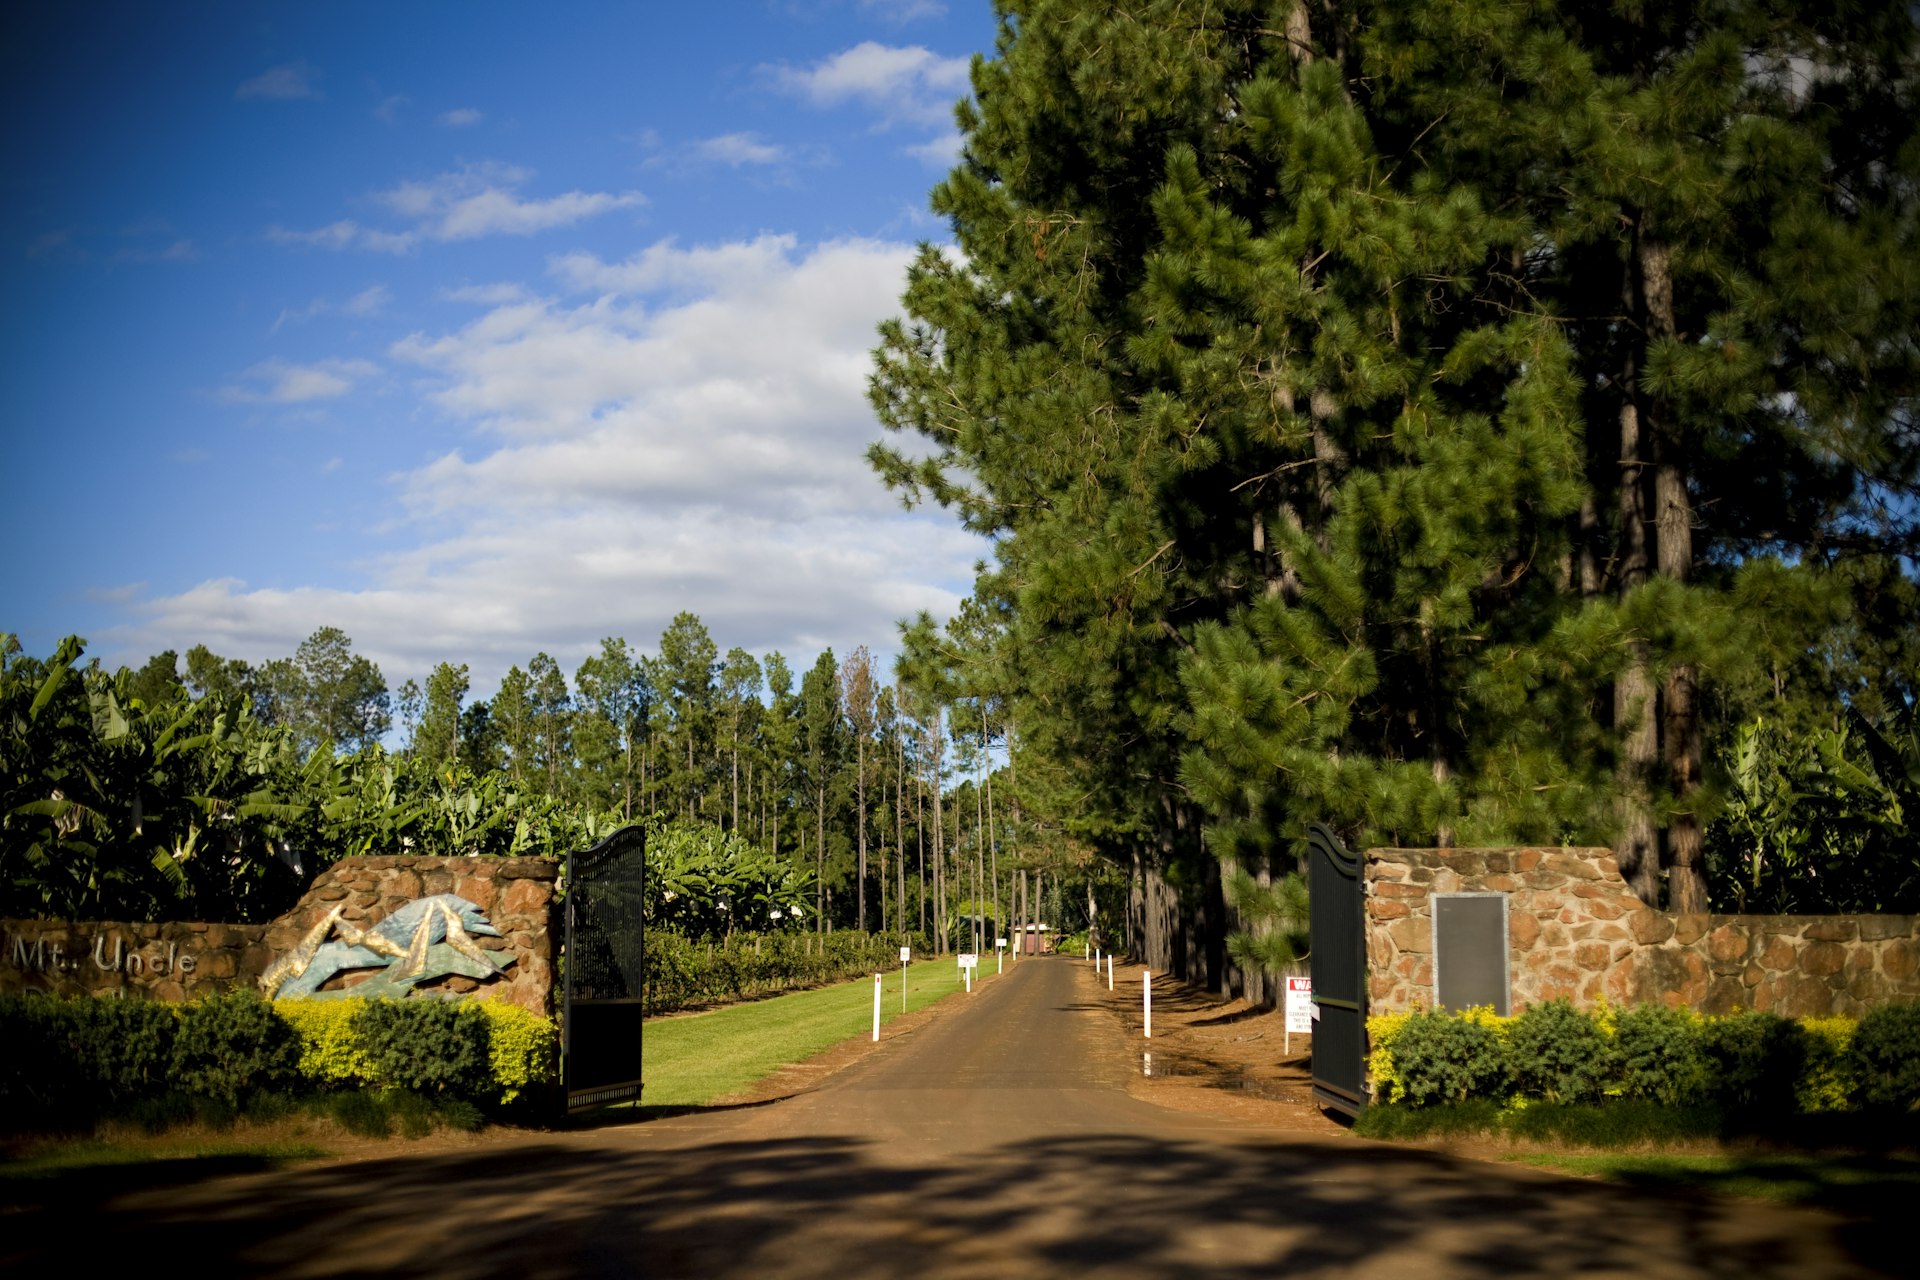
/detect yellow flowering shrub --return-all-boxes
[1796,1016,1857,1113]
[276,998,377,1087]
[1366,1011,1415,1104]
[477,999,559,1104]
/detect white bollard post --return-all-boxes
[873,973,882,1042]
[1107,954,1114,991]
[1144,968,1152,1039]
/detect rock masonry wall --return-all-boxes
[1,854,560,1012]
[1365,846,1920,1018]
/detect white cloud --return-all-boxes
[267,220,377,251]
[130,237,984,691]
[861,0,947,23]
[904,131,961,168]
[219,357,379,404]
[439,107,484,127]
[770,41,970,127]
[549,233,799,297]
[272,284,391,331]
[691,132,786,167]
[270,164,643,252]
[374,94,410,125]
[113,238,199,264]
[444,282,530,306]
[237,63,321,101]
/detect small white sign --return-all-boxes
[1285,976,1314,1034]
[900,946,912,962]
[996,937,1007,948]
[958,953,978,969]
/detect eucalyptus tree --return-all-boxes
[527,652,572,797]
[841,645,879,929]
[657,612,719,822]
[575,638,650,820]
[798,650,844,928]
[416,662,469,772]
[718,647,764,834]
[492,666,535,786]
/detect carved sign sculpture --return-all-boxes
[260,894,516,1000]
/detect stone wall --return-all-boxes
[1366,846,1920,1019]
[1,854,561,1013]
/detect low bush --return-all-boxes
[1,988,559,1134]
[1698,1011,1807,1117]
[1365,1000,1920,1121]
[1611,1003,1706,1105]
[1507,1000,1613,1104]
[353,999,492,1102]
[1797,1017,1856,1113]
[1851,1003,1920,1112]
[171,989,299,1107]
[1391,1008,1509,1106]
[477,1001,558,1106]
[277,998,378,1088]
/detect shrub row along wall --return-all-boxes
[1,855,559,1013]
[1366,847,1920,1019]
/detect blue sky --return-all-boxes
[1,0,995,697]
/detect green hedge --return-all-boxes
[641,929,933,1014]
[1367,1000,1920,1116]
[0,990,559,1131]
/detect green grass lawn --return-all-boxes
[1508,1151,1920,1211]
[640,952,1000,1108]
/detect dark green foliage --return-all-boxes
[170,990,298,1107]
[352,999,492,1101]
[1851,1003,1920,1112]
[1360,1099,1725,1146]
[68,999,178,1102]
[319,1087,484,1138]
[1503,1101,1724,1148]
[1391,1010,1509,1107]
[1353,1099,1504,1140]
[0,995,89,1125]
[1698,1011,1808,1116]
[325,1088,393,1137]
[1612,1003,1709,1106]
[1506,1000,1614,1104]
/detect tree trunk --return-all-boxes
[1640,234,1707,912]
[856,732,867,932]
[896,736,907,938]
[931,712,946,953]
[1614,238,1662,907]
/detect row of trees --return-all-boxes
[3,626,1100,950]
[867,0,1920,984]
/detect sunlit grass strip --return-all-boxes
[1,1138,332,1182]
[641,954,992,1108]
[1508,1151,1920,1205]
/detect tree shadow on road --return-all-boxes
[15,1123,1902,1278]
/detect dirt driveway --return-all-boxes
[4,955,1902,1278]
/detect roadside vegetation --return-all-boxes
[1353,1000,1920,1200]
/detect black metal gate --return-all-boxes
[1308,822,1368,1116]
[563,825,647,1112]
